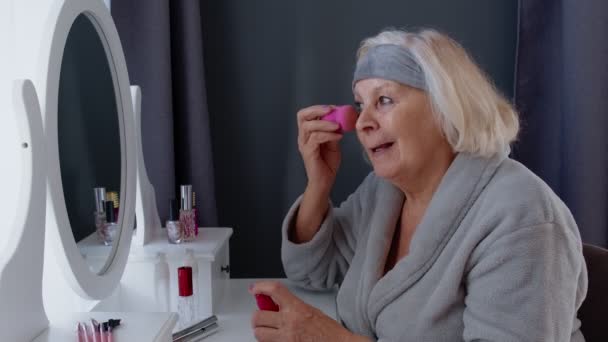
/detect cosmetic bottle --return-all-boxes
[106,191,119,220]
[84,321,94,342]
[91,319,101,342]
[93,187,107,242]
[179,185,196,241]
[192,191,199,237]
[103,200,118,246]
[154,252,171,312]
[77,322,86,342]
[184,249,199,315]
[177,266,197,330]
[166,199,182,244]
[101,321,113,342]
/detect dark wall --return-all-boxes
[200,0,518,277]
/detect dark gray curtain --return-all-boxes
[200,0,518,277]
[111,0,218,227]
[513,0,608,246]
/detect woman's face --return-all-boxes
[354,78,448,185]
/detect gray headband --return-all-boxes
[353,44,426,90]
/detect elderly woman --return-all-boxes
[249,29,588,341]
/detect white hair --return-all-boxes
[357,29,519,158]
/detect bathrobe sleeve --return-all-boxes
[281,174,376,290]
[462,222,586,341]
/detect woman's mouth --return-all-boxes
[371,142,394,154]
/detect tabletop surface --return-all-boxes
[206,278,338,341]
[32,311,178,342]
[32,278,336,342]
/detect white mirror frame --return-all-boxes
[131,85,163,246]
[0,80,48,342]
[17,0,136,299]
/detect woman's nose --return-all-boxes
[356,107,378,132]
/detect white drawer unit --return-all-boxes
[86,227,233,319]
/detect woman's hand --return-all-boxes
[249,281,358,342]
[297,105,343,194]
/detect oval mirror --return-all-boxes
[58,13,122,274]
[24,0,137,300]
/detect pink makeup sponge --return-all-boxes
[255,294,280,312]
[321,105,357,133]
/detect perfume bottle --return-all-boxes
[166,198,182,244]
[103,200,118,245]
[180,185,196,241]
[93,187,107,242]
[177,266,197,330]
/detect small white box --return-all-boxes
[89,227,232,318]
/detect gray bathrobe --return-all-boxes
[281,151,587,341]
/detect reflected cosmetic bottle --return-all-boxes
[180,185,196,241]
[103,200,118,245]
[177,266,197,330]
[93,187,107,242]
[166,199,182,244]
[106,191,119,219]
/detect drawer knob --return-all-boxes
[220,265,230,273]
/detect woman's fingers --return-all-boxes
[253,327,280,342]
[294,104,343,193]
[301,119,340,134]
[249,281,292,307]
[298,110,340,146]
[297,105,333,126]
[251,310,281,329]
[299,131,343,152]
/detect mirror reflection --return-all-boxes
[58,13,121,273]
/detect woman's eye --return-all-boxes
[379,96,393,106]
[354,102,362,113]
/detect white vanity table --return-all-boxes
[0,1,338,341]
[32,278,337,342]
[84,229,338,342]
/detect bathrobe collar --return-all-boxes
[354,151,509,336]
